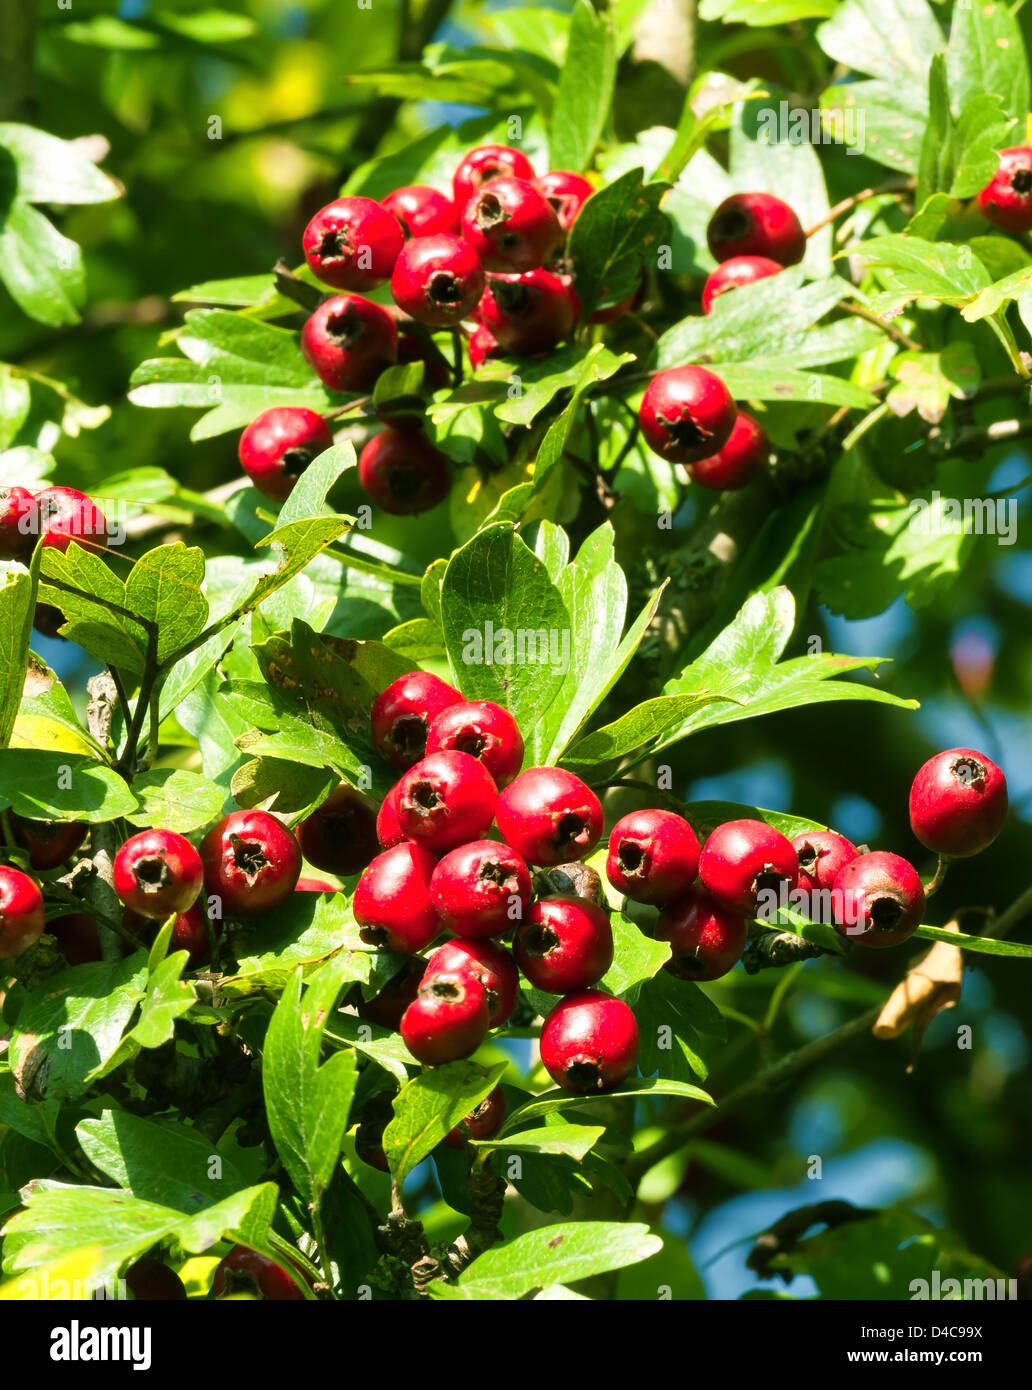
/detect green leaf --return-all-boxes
[430,1221,663,1300]
[471,1122,605,1160]
[77,1111,252,1209]
[821,79,928,174]
[547,0,616,172]
[680,800,828,841]
[817,0,942,89]
[602,912,673,997]
[946,0,1029,123]
[885,343,981,423]
[912,926,1032,957]
[220,894,371,998]
[635,971,726,1083]
[0,751,137,821]
[0,200,86,327]
[0,123,120,205]
[124,543,209,665]
[38,543,147,674]
[961,265,1032,323]
[275,443,356,529]
[854,236,991,305]
[917,54,954,207]
[129,953,197,1048]
[0,554,38,749]
[383,1061,507,1183]
[501,1077,711,1134]
[533,346,635,492]
[562,694,730,781]
[262,959,359,1208]
[566,168,669,317]
[124,767,224,834]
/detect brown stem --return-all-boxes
[839,299,922,352]
[804,180,915,237]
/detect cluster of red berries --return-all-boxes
[0,484,110,561]
[236,145,607,516]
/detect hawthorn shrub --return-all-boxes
[0,0,1030,1307]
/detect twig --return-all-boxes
[804,180,915,237]
[927,417,1032,459]
[84,674,125,963]
[839,299,922,352]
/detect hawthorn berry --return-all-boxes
[390,233,485,327]
[297,783,379,876]
[0,486,35,559]
[426,699,525,788]
[301,293,398,393]
[382,184,460,239]
[357,955,427,1030]
[833,851,925,948]
[452,144,535,211]
[302,195,404,290]
[707,192,806,267]
[395,750,498,853]
[687,411,769,491]
[495,766,603,867]
[655,886,748,982]
[424,936,519,1027]
[376,784,407,848]
[460,177,564,273]
[792,830,858,894]
[200,810,301,916]
[639,366,737,465]
[977,148,1032,234]
[170,900,220,967]
[10,814,87,870]
[400,970,491,1065]
[513,895,614,994]
[49,911,102,966]
[478,270,580,355]
[588,282,638,324]
[237,407,332,502]
[429,838,531,939]
[371,670,463,770]
[33,487,109,552]
[908,747,1008,858]
[535,170,594,233]
[296,876,340,892]
[212,1246,305,1301]
[113,829,204,921]
[123,1257,187,1301]
[469,321,501,370]
[442,1085,507,1147]
[358,428,451,515]
[0,866,46,959]
[541,860,604,905]
[539,989,639,1094]
[701,255,783,313]
[698,819,798,918]
[606,808,700,905]
[353,842,439,953]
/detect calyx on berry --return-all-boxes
[539,989,639,1094]
[371,671,463,770]
[353,842,439,953]
[390,233,485,327]
[639,366,737,465]
[698,818,798,917]
[212,1246,305,1301]
[452,144,535,211]
[513,895,614,994]
[0,866,46,959]
[297,782,379,876]
[429,838,531,939]
[442,1085,507,1147]
[382,184,460,239]
[400,970,491,1065]
[302,195,405,290]
[606,808,700,905]
[358,428,451,515]
[238,407,333,502]
[113,829,204,921]
[686,411,769,491]
[495,765,604,867]
[977,148,1032,234]
[908,747,1008,858]
[10,813,87,870]
[792,830,858,894]
[301,293,398,393]
[655,886,747,981]
[707,192,806,266]
[395,750,498,853]
[424,936,519,1027]
[460,176,564,273]
[425,698,525,788]
[701,255,783,313]
[478,270,580,354]
[199,810,301,916]
[833,851,926,948]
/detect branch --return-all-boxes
[84,674,125,962]
[839,299,922,352]
[927,417,1032,459]
[804,180,914,238]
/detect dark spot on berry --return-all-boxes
[555,812,587,848]
[229,834,269,883]
[1012,168,1032,195]
[427,270,461,306]
[281,447,315,479]
[869,894,903,932]
[714,207,752,241]
[617,841,645,876]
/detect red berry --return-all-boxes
[453,144,535,211]
[639,366,737,465]
[478,270,579,354]
[606,808,700,905]
[707,192,806,266]
[49,911,103,966]
[400,971,491,1064]
[10,814,87,871]
[353,842,439,952]
[376,784,407,849]
[977,148,1032,233]
[539,989,638,1094]
[357,955,426,1030]
[302,196,404,290]
[124,1257,187,1301]
[460,177,563,273]
[0,486,36,559]
[295,876,340,892]
[686,411,768,491]
[390,233,485,327]
[0,866,45,959]
[442,1085,506,1147]
[113,829,203,921]
[469,321,501,369]
[655,886,747,981]
[301,294,398,394]
[395,751,498,853]
[833,851,925,948]
[200,810,301,916]
[430,839,531,940]
[424,937,519,1027]
[792,830,858,894]
[495,766,603,867]
[698,819,798,917]
[238,407,333,502]
[358,428,452,515]
[382,185,460,239]
[514,896,614,994]
[212,1246,305,1301]
[701,255,783,313]
[371,671,463,770]
[297,783,379,876]
[908,748,1008,858]
[170,900,218,967]
[33,487,109,553]
[535,170,594,234]
[425,699,525,788]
